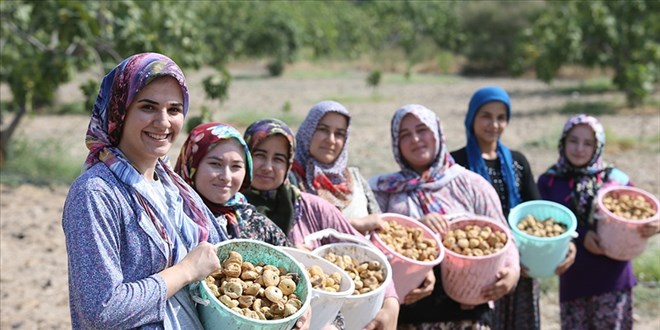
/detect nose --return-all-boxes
[153,109,170,127]
[216,166,231,182]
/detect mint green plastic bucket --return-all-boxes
[508,201,577,278]
[196,239,312,330]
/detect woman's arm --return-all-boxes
[63,181,168,329]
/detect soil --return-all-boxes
[1,62,658,329]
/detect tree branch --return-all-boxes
[3,19,48,51]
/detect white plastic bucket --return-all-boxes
[508,201,577,277]
[195,239,312,330]
[441,216,511,306]
[278,247,354,330]
[370,213,444,298]
[596,186,660,260]
[312,242,392,330]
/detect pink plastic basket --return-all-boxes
[596,186,659,260]
[370,213,444,298]
[440,215,511,306]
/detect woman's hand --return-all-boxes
[160,241,221,298]
[420,212,449,235]
[293,307,312,330]
[179,241,221,282]
[555,241,577,275]
[402,270,435,305]
[583,230,604,255]
[481,266,517,301]
[363,297,399,330]
[350,214,383,234]
[638,220,660,238]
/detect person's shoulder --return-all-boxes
[509,149,531,162]
[68,163,119,195]
[300,191,337,210]
[607,167,630,185]
[449,147,468,166]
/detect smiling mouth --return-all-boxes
[146,132,169,140]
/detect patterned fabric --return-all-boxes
[63,52,228,329]
[242,118,301,233]
[464,86,521,211]
[492,277,540,330]
[371,104,457,215]
[81,52,214,259]
[560,288,633,330]
[175,122,253,238]
[541,114,610,227]
[292,100,353,209]
[370,105,520,326]
[398,321,491,330]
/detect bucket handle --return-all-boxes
[189,282,210,306]
[304,228,372,247]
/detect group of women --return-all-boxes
[63,52,659,330]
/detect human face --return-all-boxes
[398,113,436,174]
[473,101,508,148]
[564,124,597,167]
[309,112,348,164]
[118,77,184,171]
[194,139,247,204]
[251,135,290,191]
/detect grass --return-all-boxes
[220,111,303,129]
[1,137,81,186]
[558,101,618,116]
[523,127,657,153]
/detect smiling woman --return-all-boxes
[61,53,229,329]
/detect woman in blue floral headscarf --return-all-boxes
[175,122,289,246]
[537,114,659,329]
[62,53,228,329]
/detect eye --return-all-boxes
[168,106,183,115]
[274,156,288,164]
[141,104,155,111]
[335,130,347,139]
[399,131,411,140]
[231,164,244,171]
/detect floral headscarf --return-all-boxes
[242,118,301,233]
[292,100,353,209]
[543,114,609,226]
[82,53,217,264]
[465,86,521,210]
[371,104,457,215]
[175,122,252,238]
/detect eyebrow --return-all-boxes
[253,147,288,158]
[136,98,183,107]
[318,123,347,131]
[206,155,244,164]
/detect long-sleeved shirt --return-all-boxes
[370,165,519,323]
[537,169,636,302]
[62,164,226,329]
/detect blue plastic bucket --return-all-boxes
[196,239,312,330]
[508,201,577,278]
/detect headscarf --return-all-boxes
[175,122,253,238]
[82,52,216,264]
[465,86,521,210]
[543,114,610,226]
[242,118,301,233]
[371,104,457,215]
[292,100,353,209]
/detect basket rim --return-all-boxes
[596,186,660,224]
[508,200,578,242]
[443,216,512,260]
[372,213,445,265]
[278,246,356,297]
[311,242,393,299]
[203,239,312,324]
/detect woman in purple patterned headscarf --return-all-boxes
[62,53,228,329]
[537,114,659,329]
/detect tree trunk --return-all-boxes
[0,92,30,168]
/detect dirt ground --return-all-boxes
[1,62,658,329]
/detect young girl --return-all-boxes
[370,104,520,329]
[537,114,659,329]
[451,86,573,330]
[290,100,383,234]
[175,122,289,246]
[242,118,400,330]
